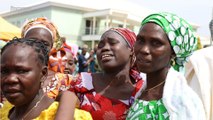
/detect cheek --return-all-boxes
[151,49,171,67]
[133,44,141,55]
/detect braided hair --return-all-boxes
[1,38,49,66]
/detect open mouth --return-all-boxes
[101,54,113,61]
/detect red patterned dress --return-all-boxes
[69,70,144,120]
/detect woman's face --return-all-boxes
[1,45,46,106]
[134,23,174,74]
[96,30,132,72]
[25,28,53,50]
[64,51,75,74]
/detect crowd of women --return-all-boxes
[0,12,212,120]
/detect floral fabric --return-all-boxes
[43,73,73,99]
[69,71,143,120]
[126,99,169,120]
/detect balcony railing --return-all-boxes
[82,26,109,35]
[82,26,134,35]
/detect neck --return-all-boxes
[146,67,170,90]
[102,66,132,87]
[11,90,45,119]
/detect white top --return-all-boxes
[185,46,213,120]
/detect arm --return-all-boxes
[54,91,79,120]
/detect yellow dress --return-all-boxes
[0,101,92,120]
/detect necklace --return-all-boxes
[22,94,45,120]
[144,80,165,92]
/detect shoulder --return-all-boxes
[35,102,59,120]
[191,46,213,60]
[0,101,14,120]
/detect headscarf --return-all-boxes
[108,28,136,49]
[48,42,74,73]
[142,12,197,72]
[21,17,62,50]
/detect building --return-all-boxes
[0,0,202,48]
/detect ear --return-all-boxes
[170,51,176,59]
[130,49,136,67]
[40,66,48,82]
[130,48,134,56]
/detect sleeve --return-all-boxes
[46,73,73,99]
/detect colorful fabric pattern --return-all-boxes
[48,43,74,73]
[21,17,62,50]
[142,12,197,72]
[0,101,93,120]
[43,73,73,99]
[69,72,143,120]
[48,48,66,73]
[127,99,169,120]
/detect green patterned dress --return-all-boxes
[126,99,170,120]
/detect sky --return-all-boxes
[0,0,213,37]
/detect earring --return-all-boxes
[40,81,44,88]
[40,75,47,88]
[171,58,176,66]
[131,55,136,67]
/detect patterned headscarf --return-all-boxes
[48,42,74,73]
[21,17,62,50]
[142,12,197,72]
[48,47,66,73]
[108,28,136,49]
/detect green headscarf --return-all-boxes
[141,12,197,72]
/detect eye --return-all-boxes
[1,68,9,75]
[97,41,105,48]
[43,41,50,47]
[68,60,74,66]
[151,39,163,47]
[136,36,145,44]
[16,69,29,74]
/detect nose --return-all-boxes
[140,45,150,55]
[1,73,19,86]
[65,61,69,69]
[101,43,111,52]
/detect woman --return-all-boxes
[0,38,92,120]
[0,38,58,119]
[48,43,76,75]
[21,17,72,99]
[44,43,76,98]
[21,17,92,119]
[126,12,205,120]
[66,28,143,120]
[22,17,62,51]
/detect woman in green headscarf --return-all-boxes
[126,12,205,120]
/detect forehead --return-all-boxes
[140,23,166,35]
[101,30,126,43]
[25,28,53,45]
[65,51,74,59]
[1,44,38,65]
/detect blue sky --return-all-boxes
[1,0,213,37]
